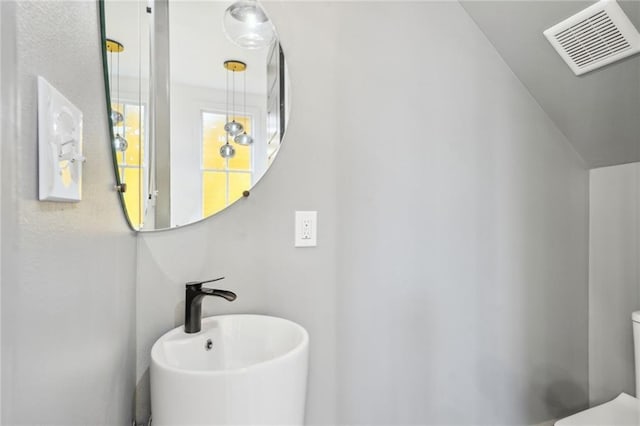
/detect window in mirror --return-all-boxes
[201,111,253,216]
[113,102,146,228]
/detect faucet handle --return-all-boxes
[186,277,225,289]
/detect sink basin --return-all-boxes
[150,314,309,425]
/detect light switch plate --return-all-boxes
[295,211,317,247]
[38,76,84,202]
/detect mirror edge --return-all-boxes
[98,0,138,232]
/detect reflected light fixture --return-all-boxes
[223,0,275,50]
[106,38,128,152]
[111,110,124,125]
[114,134,128,152]
[221,60,253,156]
[234,61,254,146]
[220,140,236,159]
[224,121,243,137]
[234,131,253,146]
[223,60,245,138]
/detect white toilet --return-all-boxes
[555,312,640,425]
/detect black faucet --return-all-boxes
[184,277,237,334]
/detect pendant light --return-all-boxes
[223,0,275,50]
[106,38,128,152]
[111,110,124,125]
[220,138,236,159]
[114,134,128,152]
[234,131,253,146]
[223,60,245,138]
[234,64,254,146]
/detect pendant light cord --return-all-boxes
[109,51,113,112]
[117,48,120,128]
[243,69,247,133]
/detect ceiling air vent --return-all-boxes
[544,0,640,75]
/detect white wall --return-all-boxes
[1,2,137,424]
[589,163,640,405]
[135,2,589,425]
[0,2,4,420]
[333,3,589,424]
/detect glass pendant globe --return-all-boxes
[114,134,128,152]
[234,132,253,145]
[111,110,124,125]
[224,120,244,137]
[220,143,236,158]
[223,0,275,49]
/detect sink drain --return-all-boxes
[205,339,213,351]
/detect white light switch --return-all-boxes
[295,211,317,247]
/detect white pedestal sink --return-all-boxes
[150,315,309,426]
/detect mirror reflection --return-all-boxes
[101,0,288,231]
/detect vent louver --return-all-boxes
[544,0,640,75]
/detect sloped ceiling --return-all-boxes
[461,0,640,168]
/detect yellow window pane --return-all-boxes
[203,172,227,217]
[229,173,251,205]
[124,105,144,166]
[111,103,144,167]
[202,113,227,170]
[115,151,126,168]
[228,116,251,170]
[122,167,143,228]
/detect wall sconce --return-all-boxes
[37,77,85,202]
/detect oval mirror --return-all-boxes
[99,0,288,231]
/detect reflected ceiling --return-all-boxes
[104,1,268,94]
